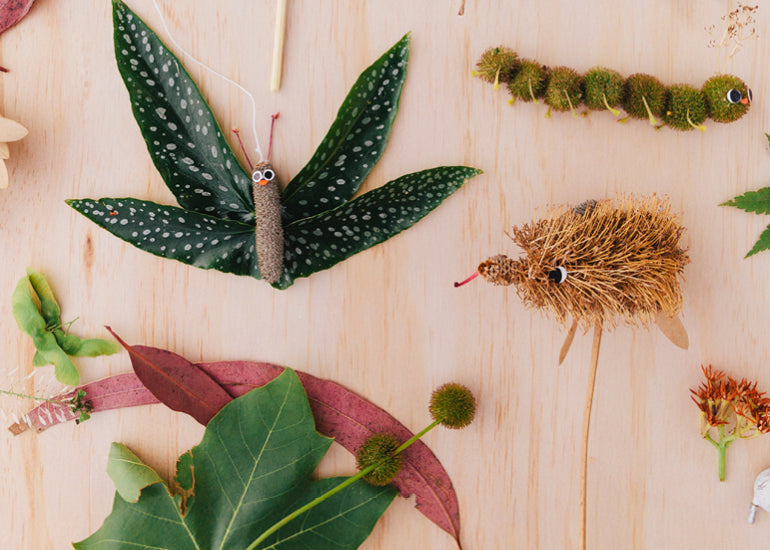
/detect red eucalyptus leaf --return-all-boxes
[106,328,232,425]
[0,0,35,34]
[15,357,462,545]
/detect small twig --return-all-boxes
[579,321,602,550]
[270,0,288,92]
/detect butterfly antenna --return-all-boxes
[267,113,280,160]
[151,0,264,163]
[232,129,253,170]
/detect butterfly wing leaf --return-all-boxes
[280,34,410,223]
[113,0,254,223]
[275,166,481,288]
[66,198,260,278]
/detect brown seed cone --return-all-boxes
[479,196,689,330]
[252,161,285,284]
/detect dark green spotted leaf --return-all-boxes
[277,167,481,286]
[113,0,254,223]
[280,34,410,223]
[75,369,396,550]
[66,198,261,278]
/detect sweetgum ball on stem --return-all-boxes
[702,74,750,123]
[356,434,403,486]
[507,59,549,102]
[429,383,477,429]
[623,73,666,119]
[664,84,707,130]
[544,66,583,111]
[583,67,624,111]
[474,47,520,84]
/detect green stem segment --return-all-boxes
[707,425,736,482]
[0,388,68,405]
[246,419,442,550]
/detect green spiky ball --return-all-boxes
[544,66,583,112]
[356,434,402,486]
[702,74,751,123]
[623,73,666,120]
[507,59,549,102]
[429,383,477,429]
[663,84,707,131]
[474,47,520,86]
[583,67,624,111]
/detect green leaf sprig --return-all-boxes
[67,0,481,289]
[721,134,770,257]
[76,370,476,549]
[11,269,119,386]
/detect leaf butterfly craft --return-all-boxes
[67,0,480,289]
[474,46,753,130]
[455,195,689,550]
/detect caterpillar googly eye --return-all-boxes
[726,89,743,104]
[262,169,275,181]
[548,266,568,284]
[748,88,754,102]
[251,170,263,183]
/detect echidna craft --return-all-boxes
[474,46,752,130]
[456,196,690,350]
[67,1,480,289]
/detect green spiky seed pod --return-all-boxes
[429,383,477,429]
[474,47,520,88]
[356,433,403,486]
[623,73,666,120]
[583,67,624,112]
[664,84,707,131]
[702,74,751,123]
[507,59,549,102]
[544,66,583,112]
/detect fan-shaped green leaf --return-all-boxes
[113,0,254,223]
[280,34,410,224]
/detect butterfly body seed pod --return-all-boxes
[251,161,284,284]
[471,197,689,331]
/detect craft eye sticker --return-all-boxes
[67,1,480,289]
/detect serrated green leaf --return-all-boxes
[276,167,481,286]
[745,224,770,257]
[281,34,410,223]
[26,269,61,328]
[112,0,254,223]
[66,198,261,278]
[76,369,395,550]
[721,187,770,215]
[106,443,163,503]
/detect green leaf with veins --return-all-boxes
[722,186,770,257]
[67,0,480,289]
[74,369,396,550]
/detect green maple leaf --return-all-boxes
[721,187,770,257]
[67,0,480,289]
[74,368,396,549]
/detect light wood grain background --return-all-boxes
[2,0,770,548]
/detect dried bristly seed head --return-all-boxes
[429,383,477,429]
[356,433,403,486]
[702,74,751,123]
[664,84,707,131]
[500,196,688,330]
[251,160,284,284]
[474,47,520,88]
[507,59,549,103]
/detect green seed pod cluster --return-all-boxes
[474,46,753,130]
[429,383,477,429]
[507,59,549,102]
[544,66,583,112]
[356,433,403,486]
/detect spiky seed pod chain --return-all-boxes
[476,197,689,330]
[356,433,403,486]
[251,161,284,284]
[429,383,477,429]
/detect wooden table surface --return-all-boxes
[2,1,770,548]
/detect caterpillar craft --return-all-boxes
[473,46,753,130]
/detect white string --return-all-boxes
[151,0,264,163]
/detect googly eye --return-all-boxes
[726,89,743,104]
[548,266,568,284]
[262,169,275,181]
[748,88,754,102]
[251,170,263,183]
